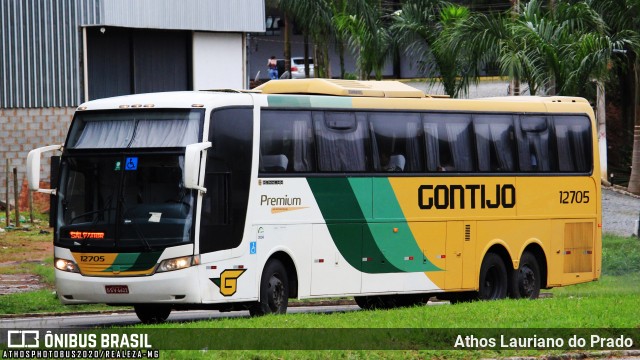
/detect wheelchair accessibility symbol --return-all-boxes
[125,157,138,171]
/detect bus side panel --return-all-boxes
[198,248,258,303]
[550,219,598,286]
[475,219,551,267]
[310,224,362,296]
[515,177,597,217]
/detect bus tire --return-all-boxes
[134,304,172,324]
[354,296,388,310]
[250,259,289,316]
[447,292,478,304]
[478,252,508,300]
[510,251,541,299]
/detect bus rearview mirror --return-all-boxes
[26,144,63,195]
[184,142,211,193]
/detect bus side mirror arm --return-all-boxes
[184,142,212,193]
[27,144,63,195]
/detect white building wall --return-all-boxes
[192,32,245,90]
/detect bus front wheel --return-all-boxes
[510,251,541,299]
[134,304,172,324]
[478,253,508,300]
[250,259,289,316]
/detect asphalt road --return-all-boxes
[0,305,362,329]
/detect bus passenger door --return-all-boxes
[310,224,362,296]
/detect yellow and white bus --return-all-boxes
[27,79,601,323]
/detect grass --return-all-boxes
[130,234,639,359]
[1,233,639,359]
[0,224,127,314]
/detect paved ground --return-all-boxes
[0,273,43,295]
[407,79,511,98]
[602,187,640,237]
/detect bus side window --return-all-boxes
[260,110,315,172]
[369,112,423,172]
[314,111,368,172]
[517,116,554,172]
[473,115,516,172]
[423,113,474,172]
[553,116,591,172]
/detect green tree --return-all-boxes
[589,0,640,193]
[442,0,633,98]
[285,0,332,78]
[335,0,393,80]
[392,0,474,97]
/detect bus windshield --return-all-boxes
[56,154,195,250]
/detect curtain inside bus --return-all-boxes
[68,110,202,149]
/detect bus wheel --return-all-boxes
[510,251,541,299]
[250,259,289,316]
[478,253,508,300]
[447,292,477,304]
[134,304,172,324]
[354,296,387,310]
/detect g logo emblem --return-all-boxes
[211,269,246,296]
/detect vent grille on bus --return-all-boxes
[563,222,593,273]
[465,224,471,241]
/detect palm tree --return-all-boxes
[285,0,332,78]
[335,0,393,80]
[442,0,633,98]
[589,0,640,193]
[392,0,475,97]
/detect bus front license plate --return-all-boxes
[105,285,129,294]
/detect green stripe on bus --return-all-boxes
[307,177,400,273]
[103,251,162,272]
[308,177,440,273]
[267,95,352,108]
[364,178,440,272]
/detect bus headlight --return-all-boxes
[54,258,80,273]
[156,255,199,273]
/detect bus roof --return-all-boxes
[76,91,243,111]
[75,80,593,116]
[255,79,428,98]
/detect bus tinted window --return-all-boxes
[517,116,555,172]
[314,112,369,172]
[474,115,516,172]
[369,113,423,172]
[67,110,202,149]
[259,109,592,175]
[554,116,591,172]
[260,110,315,172]
[423,113,475,172]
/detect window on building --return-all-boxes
[87,27,191,100]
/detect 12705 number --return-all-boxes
[80,255,105,262]
[559,190,590,204]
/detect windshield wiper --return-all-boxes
[120,197,153,252]
[68,196,113,225]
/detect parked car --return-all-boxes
[290,57,314,79]
[271,58,314,79]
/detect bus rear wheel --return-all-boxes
[250,259,289,316]
[510,251,541,299]
[134,304,172,324]
[478,252,508,300]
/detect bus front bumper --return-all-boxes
[55,267,201,304]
